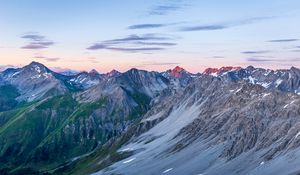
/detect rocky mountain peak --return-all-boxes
[106,69,121,77]
[25,61,49,74]
[89,69,100,76]
[291,66,300,73]
[171,66,186,78]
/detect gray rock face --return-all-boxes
[67,71,103,90]
[95,75,300,175]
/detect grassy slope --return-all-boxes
[52,91,151,175]
[0,87,151,174]
[0,85,20,112]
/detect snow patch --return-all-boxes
[248,76,256,84]
[123,158,136,164]
[257,82,271,88]
[275,79,283,87]
[210,73,218,77]
[235,87,242,93]
[11,71,20,77]
[119,147,134,152]
[262,93,271,98]
[296,132,300,138]
[162,168,173,173]
[284,100,296,108]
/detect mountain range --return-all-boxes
[1,62,300,175]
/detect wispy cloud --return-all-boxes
[149,5,181,16]
[108,47,165,52]
[128,24,167,29]
[148,0,190,16]
[268,39,299,42]
[140,61,179,66]
[179,16,275,32]
[87,34,177,53]
[87,44,107,50]
[133,41,177,46]
[180,25,226,31]
[247,57,300,62]
[247,57,277,62]
[21,34,45,41]
[241,50,271,54]
[33,55,60,62]
[103,34,175,43]
[21,33,54,49]
[212,56,225,58]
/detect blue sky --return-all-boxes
[0,0,300,72]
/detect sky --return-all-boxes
[0,0,300,73]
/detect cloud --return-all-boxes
[21,34,45,41]
[86,44,107,50]
[180,25,226,31]
[87,34,177,53]
[149,5,181,15]
[268,39,299,42]
[21,33,54,49]
[140,61,179,66]
[133,41,177,46]
[33,55,60,62]
[148,0,191,16]
[179,16,275,32]
[21,44,48,49]
[104,34,175,43]
[87,45,165,52]
[212,56,225,58]
[241,50,270,54]
[107,47,165,52]
[128,24,167,29]
[247,57,277,62]
[247,57,300,62]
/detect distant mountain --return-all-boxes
[207,66,300,95]
[67,71,102,90]
[203,66,242,76]
[104,69,121,78]
[0,65,19,72]
[0,61,67,101]
[50,67,80,76]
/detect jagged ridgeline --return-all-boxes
[0,62,170,174]
[1,62,300,174]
